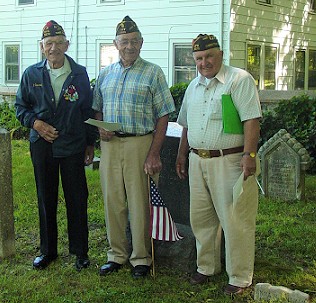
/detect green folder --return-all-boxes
[222,94,243,134]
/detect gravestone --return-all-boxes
[153,224,197,273]
[154,122,197,273]
[159,122,190,225]
[255,283,310,303]
[0,129,16,257]
[258,129,311,201]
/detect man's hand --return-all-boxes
[98,128,115,142]
[176,127,189,180]
[84,145,95,166]
[240,155,256,180]
[33,120,59,143]
[144,152,162,176]
[176,154,188,179]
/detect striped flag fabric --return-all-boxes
[149,177,183,241]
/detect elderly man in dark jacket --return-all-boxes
[15,20,97,271]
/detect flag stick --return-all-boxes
[148,175,156,278]
[151,237,156,279]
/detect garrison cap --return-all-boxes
[116,16,140,36]
[192,34,220,52]
[42,20,65,39]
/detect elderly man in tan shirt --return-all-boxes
[176,34,262,295]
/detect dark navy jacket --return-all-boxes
[15,55,97,157]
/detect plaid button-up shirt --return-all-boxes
[93,57,175,134]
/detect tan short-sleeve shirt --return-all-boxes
[177,64,262,149]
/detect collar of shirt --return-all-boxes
[118,56,142,70]
[46,56,71,78]
[196,64,226,87]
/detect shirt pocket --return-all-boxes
[209,98,222,120]
[131,84,152,114]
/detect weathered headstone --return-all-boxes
[255,283,310,303]
[258,129,311,201]
[159,122,190,225]
[153,123,197,273]
[0,129,16,257]
[153,224,197,273]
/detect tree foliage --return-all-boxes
[260,94,316,173]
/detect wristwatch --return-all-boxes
[242,152,256,158]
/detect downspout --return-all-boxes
[85,26,88,68]
[219,0,229,65]
[218,0,224,48]
[74,0,79,62]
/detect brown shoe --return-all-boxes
[224,284,248,295]
[190,272,210,285]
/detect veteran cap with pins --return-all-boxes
[116,16,140,36]
[42,20,65,39]
[192,34,220,52]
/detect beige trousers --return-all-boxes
[99,134,154,267]
[189,152,258,287]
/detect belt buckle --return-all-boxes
[198,149,211,158]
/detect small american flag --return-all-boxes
[149,177,183,241]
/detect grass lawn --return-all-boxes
[0,139,315,303]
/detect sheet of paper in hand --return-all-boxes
[84,118,121,131]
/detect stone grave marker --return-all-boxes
[258,129,311,201]
[159,122,190,225]
[154,122,197,272]
[0,128,16,257]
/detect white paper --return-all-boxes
[84,118,121,131]
[233,172,244,208]
[166,122,183,138]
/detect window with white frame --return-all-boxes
[308,50,316,89]
[247,43,277,90]
[170,0,203,2]
[295,49,316,90]
[4,44,20,84]
[256,0,272,5]
[98,0,124,4]
[18,0,34,5]
[99,44,119,71]
[295,50,305,89]
[173,44,196,85]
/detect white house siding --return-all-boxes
[230,0,316,90]
[0,0,230,94]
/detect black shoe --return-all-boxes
[99,262,122,276]
[75,255,90,271]
[33,254,57,269]
[131,265,150,279]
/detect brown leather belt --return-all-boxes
[191,146,244,158]
[114,131,153,138]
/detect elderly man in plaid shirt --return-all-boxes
[93,16,175,279]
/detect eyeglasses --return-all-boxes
[116,39,141,47]
[43,40,67,48]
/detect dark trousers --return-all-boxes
[30,139,89,257]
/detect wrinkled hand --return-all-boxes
[144,152,162,176]
[240,156,256,180]
[33,120,59,143]
[84,145,95,166]
[176,155,188,179]
[98,128,115,142]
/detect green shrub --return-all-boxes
[260,94,316,174]
[0,101,29,139]
[169,82,189,122]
